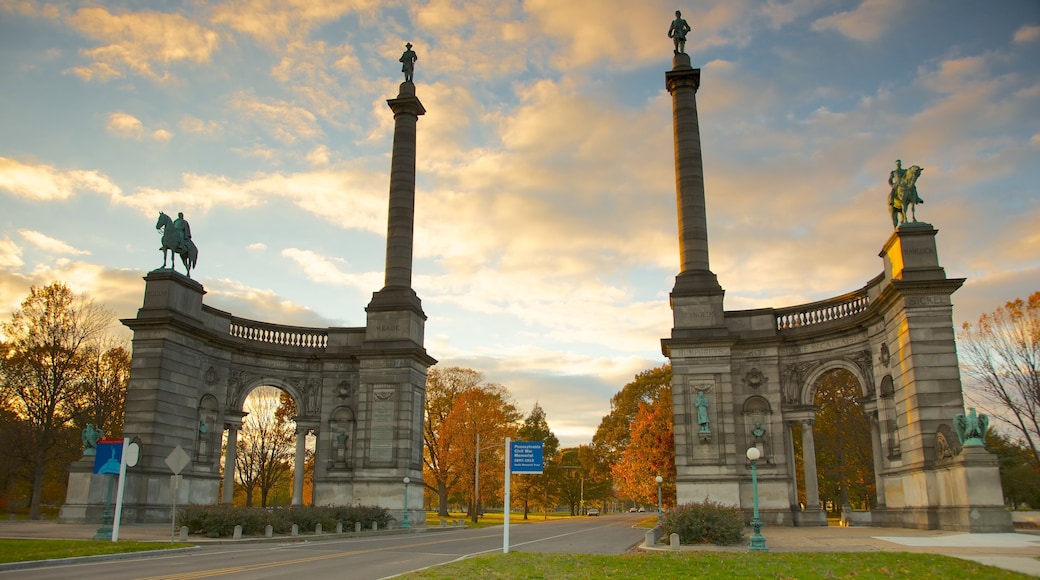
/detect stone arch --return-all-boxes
[803,358,871,404]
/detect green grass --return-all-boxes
[0,539,192,564]
[425,511,584,529]
[400,551,1031,579]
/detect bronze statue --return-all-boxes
[954,407,988,447]
[695,390,710,434]
[156,211,199,277]
[82,424,103,456]
[887,160,924,227]
[668,10,691,54]
[400,43,417,82]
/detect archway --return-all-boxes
[807,368,876,518]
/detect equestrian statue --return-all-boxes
[887,159,924,228]
[156,211,198,277]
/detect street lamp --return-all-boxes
[402,476,411,529]
[655,475,664,526]
[746,447,768,551]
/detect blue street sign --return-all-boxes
[93,439,123,475]
[511,441,544,474]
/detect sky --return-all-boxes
[1,0,1038,448]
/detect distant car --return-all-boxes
[587,508,599,516]
[628,507,637,513]
[638,507,646,512]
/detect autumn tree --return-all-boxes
[611,386,676,507]
[812,369,875,510]
[439,384,521,522]
[235,387,295,507]
[515,403,559,519]
[594,365,672,506]
[78,342,131,437]
[0,282,111,518]
[959,291,1040,468]
[423,367,486,516]
[986,429,1040,508]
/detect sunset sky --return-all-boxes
[1,0,1038,446]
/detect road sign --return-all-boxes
[510,441,544,474]
[165,445,191,475]
[94,439,124,475]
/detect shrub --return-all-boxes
[661,500,745,546]
[177,504,392,537]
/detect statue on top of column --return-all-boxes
[400,42,417,83]
[887,159,925,228]
[668,10,692,54]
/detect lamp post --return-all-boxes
[402,476,411,529]
[746,447,768,551]
[655,475,664,526]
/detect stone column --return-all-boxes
[664,52,721,294]
[785,421,800,509]
[868,411,887,507]
[222,423,240,504]
[801,419,821,509]
[380,82,426,293]
[292,427,308,507]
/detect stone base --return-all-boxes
[792,507,826,527]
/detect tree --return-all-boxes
[593,365,672,506]
[423,367,487,516]
[812,369,875,511]
[611,387,676,508]
[78,343,131,437]
[959,291,1040,468]
[515,403,559,519]
[986,429,1040,509]
[439,385,521,522]
[0,283,110,518]
[235,387,295,507]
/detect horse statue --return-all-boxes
[156,211,198,277]
[889,165,924,227]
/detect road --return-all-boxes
[0,513,647,580]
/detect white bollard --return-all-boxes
[670,533,680,551]
[291,523,299,536]
[265,525,273,538]
[233,525,242,540]
[315,523,322,535]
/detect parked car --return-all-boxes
[628,507,637,513]
[638,507,646,512]
[587,508,599,516]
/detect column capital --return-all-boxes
[666,67,701,94]
[387,95,426,117]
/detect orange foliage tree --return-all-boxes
[611,387,676,509]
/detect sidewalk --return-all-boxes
[641,525,1040,577]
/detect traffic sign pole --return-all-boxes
[503,437,511,554]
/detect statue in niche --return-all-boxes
[81,424,103,456]
[954,407,988,447]
[695,390,711,434]
[667,10,691,55]
[334,429,350,466]
[399,42,417,82]
[752,422,766,441]
[197,419,209,460]
[887,159,925,228]
[879,343,890,367]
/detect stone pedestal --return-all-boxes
[58,458,108,523]
[934,446,1013,532]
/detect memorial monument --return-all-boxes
[61,45,433,527]
[660,15,1010,532]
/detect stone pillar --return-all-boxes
[292,426,307,506]
[222,422,239,504]
[868,411,887,507]
[801,420,820,509]
[785,421,800,509]
[369,81,426,312]
[664,52,721,295]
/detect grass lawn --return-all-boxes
[399,551,1031,579]
[425,511,584,529]
[0,539,192,564]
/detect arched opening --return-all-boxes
[219,386,315,507]
[799,368,877,518]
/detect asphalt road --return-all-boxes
[0,513,647,580]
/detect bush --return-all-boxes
[178,504,392,538]
[661,500,745,546]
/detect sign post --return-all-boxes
[165,445,191,543]
[504,440,544,553]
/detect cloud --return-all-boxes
[106,112,144,139]
[1013,25,1040,44]
[0,0,60,19]
[209,0,381,46]
[66,6,221,82]
[203,278,336,328]
[280,248,382,290]
[179,116,223,137]
[270,41,355,126]
[0,237,24,269]
[228,91,324,144]
[811,0,902,42]
[247,242,267,251]
[306,145,330,166]
[17,230,90,256]
[0,157,122,201]
[152,129,174,141]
